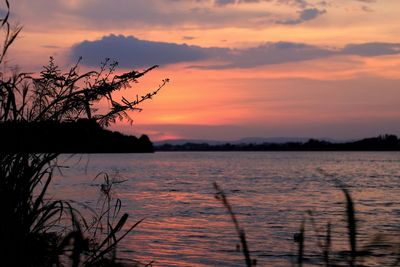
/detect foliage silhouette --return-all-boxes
[0,119,154,153]
[0,0,167,266]
[1,55,168,125]
[156,134,400,151]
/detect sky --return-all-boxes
[5,0,400,141]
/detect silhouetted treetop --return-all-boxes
[0,0,168,152]
[0,56,169,127]
[156,135,400,151]
[0,0,168,127]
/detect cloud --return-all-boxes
[342,43,400,56]
[215,0,236,6]
[199,42,334,69]
[9,0,332,31]
[276,0,309,8]
[276,8,326,25]
[11,0,273,29]
[9,0,384,32]
[204,42,400,69]
[70,34,400,69]
[71,34,228,67]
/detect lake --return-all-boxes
[52,152,400,266]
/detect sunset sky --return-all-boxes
[7,0,400,141]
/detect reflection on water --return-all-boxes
[51,152,400,266]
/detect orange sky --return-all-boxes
[6,0,400,140]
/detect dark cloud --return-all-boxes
[10,0,381,32]
[204,42,400,69]
[300,8,324,20]
[71,34,228,68]
[342,43,400,57]
[71,34,400,69]
[276,0,309,8]
[276,8,326,25]
[198,42,334,69]
[215,0,236,6]
[10,0,274,30]
[10,0,347,31]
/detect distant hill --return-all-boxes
[154,136,341,146]
[155,135,400,151]
[0,119,153,153]
[154,139,225,146]
[234,137,342,144]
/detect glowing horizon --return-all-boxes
[6,0,400,141]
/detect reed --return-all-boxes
[295,187,400,267]
[0,153,145,266]
[343,187,357,267]
[214,183,400,267]
[214,182,256,267]
[296,220,305,267]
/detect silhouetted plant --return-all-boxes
[296,187,400,267]
[1,56,168,125]
[0,0,167,266]
[214,182,256,267]
[215,182,400,267]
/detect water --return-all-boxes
[51,152,400,266]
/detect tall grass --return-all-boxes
[214,182,256,267]
[215,183,400,267]
[0,154,145,266]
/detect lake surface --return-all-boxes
[52,152,400,266]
